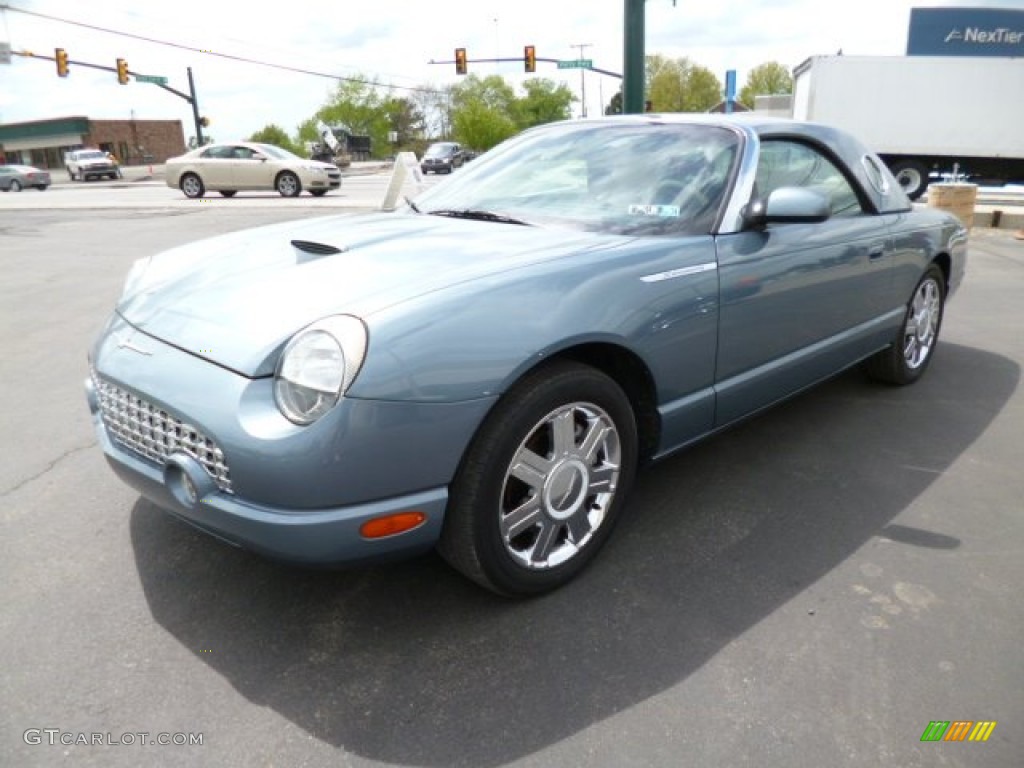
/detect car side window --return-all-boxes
[755,140,864,217]
[232,147,254,159]
[201,146,234,159]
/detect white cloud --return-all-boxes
[0,0,1019,141]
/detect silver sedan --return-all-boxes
[0,164,51,191]
[164,141,341,198]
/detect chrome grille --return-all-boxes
[92,372,233,494]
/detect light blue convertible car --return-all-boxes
[86,115,967,595]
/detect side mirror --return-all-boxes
[742,187,831,228]
[252,153,268,162]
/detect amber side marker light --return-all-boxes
[360,511,427,539]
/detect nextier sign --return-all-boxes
[907,7,1024,57]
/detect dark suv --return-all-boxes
[421,142,465,174]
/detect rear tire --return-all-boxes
[439,361,638,596]
[864,264,945,385]
[180,173,205,198]
[276,171,301,197]
[889,159,930,201]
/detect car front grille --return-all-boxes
[92,371,233,494]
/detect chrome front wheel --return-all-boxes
[500,402,621,570]
[440,361,638,596]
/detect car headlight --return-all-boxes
[274,315,368,425]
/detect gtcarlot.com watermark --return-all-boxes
[24,729,203,747]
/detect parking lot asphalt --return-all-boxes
[1,210,1021,767]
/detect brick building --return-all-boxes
[0,116,186,169]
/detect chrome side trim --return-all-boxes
[640,262,718,283]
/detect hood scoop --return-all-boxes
[291,239,346,263]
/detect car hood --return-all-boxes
[118,213,623,377]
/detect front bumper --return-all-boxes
[80,164,118,177]
[86,315,496,565]
[421,161,453,172]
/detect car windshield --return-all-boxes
[80,151,107,160]
[415,121,740,237]
[425,144,455,157]
[256,144,298,160]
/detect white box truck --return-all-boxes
[791,55,1024,199]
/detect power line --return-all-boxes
[0,2,441,94]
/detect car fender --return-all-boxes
[349,236,721,409]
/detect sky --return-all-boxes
[1,0,1020,143]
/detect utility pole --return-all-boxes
[187,66,203,146]
[570,42,592,117]
[623,0,645,114]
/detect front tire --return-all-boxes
[439,361,638,596]
[180,173,205,198]
[10,180,22,192]
[864,264,945,385]
[276,171,301,197]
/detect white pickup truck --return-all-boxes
[64,149,120,181]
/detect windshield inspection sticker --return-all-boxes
[628,204,680,217]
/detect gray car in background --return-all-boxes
[85,115,967,596]
[0,164,51,191]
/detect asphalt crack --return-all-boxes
[1,440,97,499]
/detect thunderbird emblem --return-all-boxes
[116,334,153,356]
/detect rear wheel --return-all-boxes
[864,264,945,385]
[180,173,205,198]
[276,171,301,197]
[439,361,638,596]
[889,159,930,201]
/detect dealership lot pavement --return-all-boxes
[1,205,1021,767]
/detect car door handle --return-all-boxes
[868,244,886,261]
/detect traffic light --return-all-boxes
[55,48,69,77]
[200,116,210,127]
[455,47,467,76]
[116,58,129,85]
[524,45,536,73]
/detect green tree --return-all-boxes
[313,76,394,158]
[739,61,793,109]
[647,55,722,113]
[450,75,518,150]
[605,90,623,115]
[513,78,575,129]
[247,124,304,156]
[383,96,425,149]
